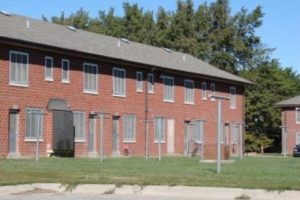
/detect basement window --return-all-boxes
[9,51,29,87]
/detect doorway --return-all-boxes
[88,117,96,155]
[8,110,19,156]
[112,116,120,156]
[167,119,175,154]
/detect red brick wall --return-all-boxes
[0,44,244,158]
[281,108,300,154]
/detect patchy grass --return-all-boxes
[0,157,299,190]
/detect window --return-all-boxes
[296,133,300,144]
[61,59,70,83]
[73,111,85,141]
[9,51,29,86]
[210,83,216,101]
[184,80,194,104]
[230,87,236,109]
[148,73,154,93]
[202,82,207,100]
[123,115,136,142]
[296,108,300,124]
[231,124,238,144]
[83,63,98,93]
[194,120,204,143]
[163,76,174,102]
[25,108,43,140]
[155,117,165,142]
[44,56,53,81]
[113,67,126,96]
[136,71,143,92]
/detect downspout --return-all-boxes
[144,72,149,159]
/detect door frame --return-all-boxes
[112,115,120,157]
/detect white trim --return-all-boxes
[112,67,126,97]
[136,71,143,92]
[163,76,175,102]
[230,86,237,109]
[9,50,29,87]
[201,82,207,100]
[44,56,54,81]
[83,62,99,94]
[296,108,300,124]
[184,79,195,105]
[25,138,44,142]
[210,83,216,101]
[148,73,154,94]
[61,59,70,83]
[75,139,86,143]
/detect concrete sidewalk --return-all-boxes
[0,183,299,200]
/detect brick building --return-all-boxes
[276,95,300,154]
[0,12,251,159]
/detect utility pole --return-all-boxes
[210,95,230,174]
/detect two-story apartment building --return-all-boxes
[277,95,300,154]
[0,12,251,159]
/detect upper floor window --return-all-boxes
[210,83,216,101]
[113,67,126,97]
[148,73,154,93]
[230,87,237,109]
[73,111,85,141]
[9,51,29,86]
[25,108,43,140]
[61,59,70,83]
[202,82,207,100]
[45,56,53,81]
[194,120,204,143]
[83,63,98,93]
[296,108,300,124]
[136,71,143,92]
[163,76,174,102]
[154,117,165,142]
[123,115,136,142]
[184,80,194,104]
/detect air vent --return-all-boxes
[67,26,77,31]
[163,48,172,53]
[120,38,129,43]
[0,10,11,16]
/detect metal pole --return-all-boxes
[158,124,161,161]
[35,112,40,161]
[100,114,104,163]
[217,99,222,174]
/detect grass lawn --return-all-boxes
[0,156,299,190]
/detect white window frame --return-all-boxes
[25,108,44,141]
[154,117,166,143]
[148,73,154,93]
[163,76,175,102]
[296,132,300,145]
[210,83,216,101]
[123,115,136,143]
[194,120,204,144]
[202,82,207,100]
[112,67,126,97]
[296,108,300,124]
[61,59,70,83]
[136,71,143,92]
[73,111,86,142]
[83,63,98,94]
[9,51,29,87]
[45,56,54,81]
[230,86,237,109]
[184,79,194,104]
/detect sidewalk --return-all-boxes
[0,183,299,200]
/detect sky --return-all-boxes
[1,0,299,74]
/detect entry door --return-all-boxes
[8,112,18,154]
[184,123,194,156]
[112,116,120,156]
[167,119,175,154]
[88,118,96,153]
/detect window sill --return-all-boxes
[84,90,99,95]
[113,94,126,98]
[148,91,154,94]
[163,99,174,103]
[9,83,29,87]
[25,138,44,142]
[61,80,70,84]
[154,140,166,144]
[184,102,194,105]
[202,98,207,101]
[45,78,54,82]
[230,106,237,110]
[136,90,143,93]
[75,139,85,143]
[123,140,136,143]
